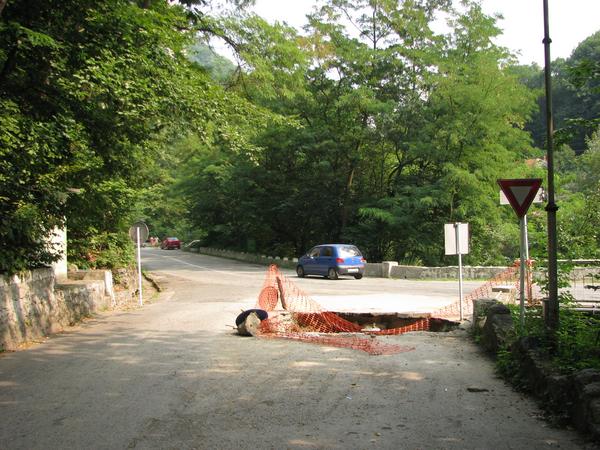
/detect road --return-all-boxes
[0,249,591,449]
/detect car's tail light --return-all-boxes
[336,257,344,263]
[361,258,367,263]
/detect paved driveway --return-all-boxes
[0,249,591,449]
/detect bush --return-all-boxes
[68,232,134,271]
[0,203,63,275]
[498,301,600,378]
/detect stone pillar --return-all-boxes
[51,226,68,279]
[103,270,116,306]
[479,301,514,354]
[382,261,398,278]
[472,298,498,332]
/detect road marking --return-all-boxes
[147,253,263,278]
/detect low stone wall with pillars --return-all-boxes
[185,247,509,280]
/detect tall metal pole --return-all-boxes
[543,0,559,333]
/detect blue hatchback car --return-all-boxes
[296,244,366,280]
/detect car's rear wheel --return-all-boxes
[296,266,305,278]
[354,274,363,280]
[327,267,338,280]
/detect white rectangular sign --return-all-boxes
[444,223,469,255]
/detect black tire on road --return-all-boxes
[296,266,305,278]
[327,267,338,280]
[354,274,363,280]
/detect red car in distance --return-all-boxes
[160,237,181,250]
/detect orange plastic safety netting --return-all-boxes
[463,259,538,307]
[252,261,536,355]
[416,259,537,321]
[254,265,425,355]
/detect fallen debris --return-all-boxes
[467,387,490,393]
[235,309,268,336]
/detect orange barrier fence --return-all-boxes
[252,262,536,355]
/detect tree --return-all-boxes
[187,42,236,83]
[519,30,600,154]
[0,0,247,272]
[176,0,538,266]
[562,31,600,152]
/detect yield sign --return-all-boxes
[497,178,543,217]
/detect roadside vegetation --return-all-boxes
[497,302,600,380]
[497,263,600,382]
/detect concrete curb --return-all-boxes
[142,271,162,292]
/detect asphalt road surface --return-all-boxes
[0,249,593,449]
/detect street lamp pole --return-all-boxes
[542,0,559,333]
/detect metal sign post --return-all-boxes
[136,227,143,306]
[444,222,469,321]
[456,224,464,321]
[128,221,149,307]
[518,216,527,328]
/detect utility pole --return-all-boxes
[542,0,559,333]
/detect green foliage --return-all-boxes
[3,0,599,273]
[0,202,62,273]
[174,0,540,263]
[187,42,236,82]
[0,0,258,273]
[554,308,600,373]
[521,30,600,153]
[69,231,135,270]
[495,342,529,390]
[0,96,69,273]
[498,262,600,380]
[505,303,600,376]
[543,129,600,259]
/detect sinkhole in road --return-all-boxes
[333,312,460,332]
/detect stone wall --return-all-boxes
[68,269,116,306]
[1,269,61,351]
[0,268,121,351]
[188,247,299,270]
[186,247,508,280]
[389,265,506,280]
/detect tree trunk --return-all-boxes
[0,0,8,17]
[340,165,356,231]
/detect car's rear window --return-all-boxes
[337,246,361,257]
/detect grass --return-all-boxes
[499,301,600,376]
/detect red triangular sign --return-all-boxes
[497,178,543,217]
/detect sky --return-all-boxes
[249,0,600,66]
